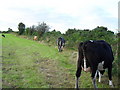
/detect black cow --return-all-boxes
[2,34,5,37]
[76,40,114,89]
[57,37,65,52]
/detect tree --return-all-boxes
[65,28,77,36]
[25,27,30,35]
[8,28,13,32]
[18,22,25,35]
[93,26,108,32]
[29,25,36,35]
[36,22,50,37]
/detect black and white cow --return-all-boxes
[57,37,65,52]
[76,40,114,89]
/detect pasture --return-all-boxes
[1,34,118,88]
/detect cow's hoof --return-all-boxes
[109,84,114,88]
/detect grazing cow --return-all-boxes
[33,36,38,41]
[76,40,114,89]
[2,34,5,37]
[57,37,65,52]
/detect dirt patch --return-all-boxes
[38,59,75,88]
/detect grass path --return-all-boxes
[1,34,117,88]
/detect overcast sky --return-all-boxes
[0,0,119,33]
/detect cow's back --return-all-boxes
[96,40,114,62]
[83,40,114,68]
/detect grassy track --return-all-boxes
[1,34,117,88]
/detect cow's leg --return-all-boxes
[91,66,98,89]
[58,41,62,52]
[92,78,97,89]
[75,76,79,89]
[61,45,63,51]
[108,66,114,87]
[58,45,61,52]
[98,70,105,83]
[75,65,82,88]
[75,58,82,88]
[98,71,101,82]
[58,46,60,51]
[94,70,102,83]
[59,46,61,52]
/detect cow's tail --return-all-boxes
[80,41,88,72]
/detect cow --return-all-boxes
[33,36,38,41]
[75,40,114,89]
[57,37,65,52]
[2,34,5,37]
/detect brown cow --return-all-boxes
[33,36,38,41]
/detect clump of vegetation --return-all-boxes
[18,22,25,35]
[24,22,50,39]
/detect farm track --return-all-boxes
[1,34,118,88]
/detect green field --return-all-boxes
[1,34,118,88]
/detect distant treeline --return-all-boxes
[1,22,118,50]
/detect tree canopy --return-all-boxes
[18,22,25,35]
